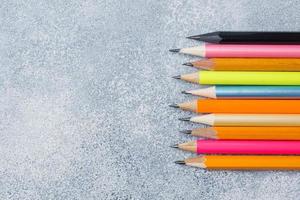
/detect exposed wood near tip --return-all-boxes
[191,127,218,139]
[178,141,197,153]
[185,156,207,168]
[178,100,197,112]
[180,72,199,84]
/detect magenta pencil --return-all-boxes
[170,44,300,58]
[176,140,300,154]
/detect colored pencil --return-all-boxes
[184,58,300,71]
[183,86,300,99]
[173,140,300,155]
[169,44,300,58]
[174,71,300,85]
[181,127,300,140]
[186,31,300,44]
[170,99,300,114]
[175,155,300,170]
[179,114,300,126]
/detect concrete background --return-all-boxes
[1,0,300,199]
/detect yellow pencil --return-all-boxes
[173,71,300,85]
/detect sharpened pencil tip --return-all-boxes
[170,144,179,148]
[180,130,192,134]
[179,117,191,122]
[174,160,185,165]
[172,75,181,79]
[186,35,200,40]
[169,48,180,53]
[169,104,179,108]
[182,62,193,67]
[181,90,190,94]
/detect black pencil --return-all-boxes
[187,31,300,44]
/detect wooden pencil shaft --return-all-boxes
[215,86,300,99]
[193,99,300,114]
[187,86,300,99]
[180,71,300,85]
[185,156,300,170]
[191,127,300,140]
[177,44,300,58]
[191,114,300,126]
[190,58,300,71]
[179,140,300,155]
[188,32,300,44]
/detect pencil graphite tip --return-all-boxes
[179,117,191,122]
[186,35,200,40]
[182,62,193,67]
[169,48,180,53]
[181,90,190,94]
[174,160,185,165]
[172,75,181,79]
[169,104,179,108]
[180,130,192,134]
[170,144,179,148]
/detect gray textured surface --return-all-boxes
[1,0,300,199]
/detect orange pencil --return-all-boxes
[181,127,300,140]
[175,155,300,170]
[170,99,300,113]
[184,58,300,71]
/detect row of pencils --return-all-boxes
[170,31,300,170]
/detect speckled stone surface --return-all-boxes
[1,0,300,199]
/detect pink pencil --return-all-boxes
[175,140,300,154]
[170,44,300,58]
